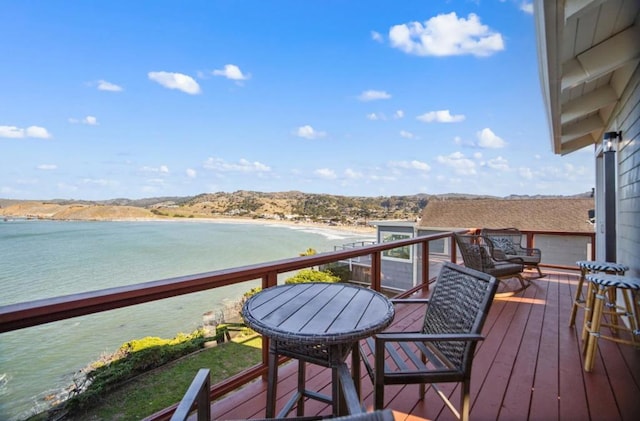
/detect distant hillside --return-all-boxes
[0,190,593,224]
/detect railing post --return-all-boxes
[260,272,278,379]
[421,238,429,288]
[450,234,458,264]
[526,232,535,249]
[371,252,381,291]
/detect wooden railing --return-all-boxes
[0,229,594,420]
[170,368,211,421]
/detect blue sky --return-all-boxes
[0,1,594,200]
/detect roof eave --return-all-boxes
[535,0,564,155]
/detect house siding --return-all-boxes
[417,229,448,254]
[535,234,591,266]
[615,66,640,277]
[376,224,418,291]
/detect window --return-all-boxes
[381,232,412,261]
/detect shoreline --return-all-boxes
[3,214,377,236]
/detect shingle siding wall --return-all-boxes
[616,67,640,277]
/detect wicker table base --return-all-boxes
[242,283,395,418]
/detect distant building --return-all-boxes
[363,198,595,291]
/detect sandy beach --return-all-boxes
[142,215,377,235]
[0,202,377,236]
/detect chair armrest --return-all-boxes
[513,245,541,257]
[390,298,430,305]
[491,253,525,264]
[374,332,485,343]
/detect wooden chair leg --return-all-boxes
[266,344,278,418]
[374,340,385,410]
[569,268,587,328]
[621,289,640,346]
[296,360,306,416]
[584,286,606,372]
[460,380,470,421]
[582,281,596,345]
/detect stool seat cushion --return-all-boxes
[576,261,629,273]
[585,273,640,290]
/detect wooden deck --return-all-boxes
[209,269,640,420]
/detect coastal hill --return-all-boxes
[0,190,592,225]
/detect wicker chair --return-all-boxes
[480,227,543,278]
[171,367,394,420]
[454,233,528,295]
[359,262,498,421]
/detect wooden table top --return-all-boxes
[242,282,394,344]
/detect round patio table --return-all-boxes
[242,282,395,418]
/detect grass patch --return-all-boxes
[48,334,262,421]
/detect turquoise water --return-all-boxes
[0,219,372,420]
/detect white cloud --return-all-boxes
[0,126,24,138]
[417,110,465,123]
[204,157,271,173]
[394,110,404,119]
[520,2,534,14]
[436,152,477,175]
[389,160,431,171]
[399,130,416,139]
[148,71,201,95]
[0,125,52,139]
[487,156,510,171]
[370,174,397,182]
[82,178,118,187]
[345,168,363,179]
[358,90,391,101]
[366,112,385,121]
[389,12,505,57]
[186,168,197,178]
[371,31,383,43]
[37,164,57,170]
[519,167,534,180]
[212,64,250,81]
[477,128,506,148]
[315,168,337,179]
[27,126,53,138]
[294,125,327,139]
[68,116,98,125]
[140,165,170,174]
[145,178,167,187]
[97,80,123,92]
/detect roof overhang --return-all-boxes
[535,0,640,155]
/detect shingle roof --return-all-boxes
[418,198,595,233]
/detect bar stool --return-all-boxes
[583,273,640,372]
[569,261,628,329]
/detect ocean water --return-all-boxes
[0,219,373,420]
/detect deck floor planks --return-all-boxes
[207,269,640,421]
[557,271,591,421]
[472,280,540,420]
[529,269,562,420]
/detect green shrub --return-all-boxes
[66,330,207,412]
[322,263,352,282]
[284,269,340,284]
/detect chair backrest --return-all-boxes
[480,227,523,252]
[454,233,495,272]
[422,262,498,370]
